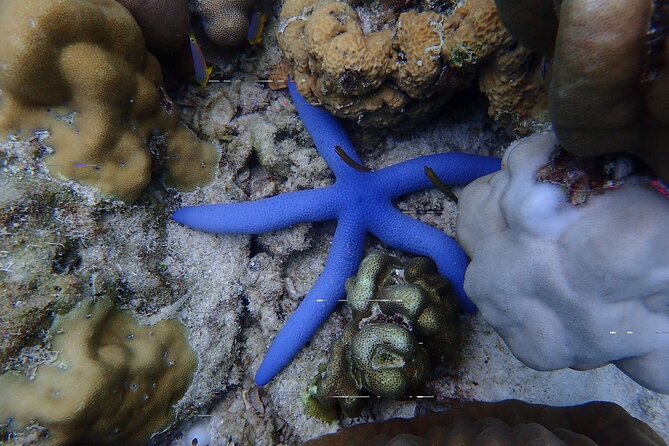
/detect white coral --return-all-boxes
[456,131,669,394]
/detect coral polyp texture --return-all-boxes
[494,0,669,182]
[277,0,547,129]
[0,298,197,445]
[173,81,500,386]
[304,252,461,421]
[0,0,220,203]
[304,399,667,446]
[193,0,255,47]
[456,131,669,394]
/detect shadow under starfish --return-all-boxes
[173,81,501,386]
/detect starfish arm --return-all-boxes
[172,187,340,234]
[255,211,366,386]
[289,81,364,181]
[374,153,501,198]
[370,203,478,314]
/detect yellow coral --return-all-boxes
[278,0,546,128]
[304,2,395,96]
[0,298,197,446]
[441,0,513,66]
[0,0,220,203]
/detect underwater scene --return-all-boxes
[0,0,668,444]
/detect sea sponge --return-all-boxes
[456,131,669,394]
[193,0,255,47]
[116,0,190,58]
[0,298,197,445]
[278,0,545,129]
[304,399,667,446]
[0,0,220,203]
[304,252,460,420]
[494,0,669,182]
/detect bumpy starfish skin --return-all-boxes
[173,82,501,385]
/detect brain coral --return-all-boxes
[304,252,460,421]
[193,0,255,47]
[0,298,197,446]
[0,0,220,203]
[457,131,669,394]
[494,0,669,182]
[278,0,546,128]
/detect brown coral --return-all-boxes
[304,399,667,446]
[0,298,197,446]
[116,0,190,58]
[193,0,255,47]
[0,0,220,203]
[494,0,669,182]
[278,0,546,128]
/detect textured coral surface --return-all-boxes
[1,9,668,444]
[305,252,460,420]
[494,0,669,182]
[0,0,220,203]
[0,298,196,445]
[457,131,669,394]
[304,399,667,446]
[278,0,546,129]
[193,0,255,47]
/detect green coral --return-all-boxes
[0,298,197,446]
[304,252,461,421]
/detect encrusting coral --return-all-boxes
[304,399,667,446]
[277,0,546,129]
[0,0,220,203]
[193,0,256,47]
[494,0,669,182]
[303,252,461,421]
[456,131,669,394]
[0,298,197,445]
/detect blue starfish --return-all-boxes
[173,82,501,386]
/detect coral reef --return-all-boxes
[304,399,667,445]
[193,0,255,47]
[456,131,669,394]
[493,0,669,182]
[277,0,546,129]
[173,81,499,386]
[304,252,460,420]
[0,298,197,445]
[117,0,190,59]
[0,0,220,203]
[0,134,248,445]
